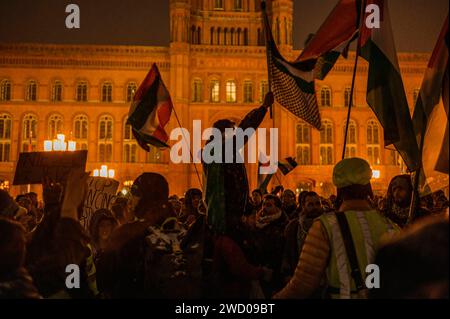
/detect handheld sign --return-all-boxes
[13,151,88,185]
[80,177,119,229]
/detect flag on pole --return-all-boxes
[262,2,321,130]
[278,157,298,175]
[359,0,420,172]
[257,151,274,193]
[412,16,449,194]
[127,63,173,152]
[296,0,360,80]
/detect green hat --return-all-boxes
[333,158,372,188]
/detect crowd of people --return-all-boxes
[0,94,448,299]
[0,168,448,299]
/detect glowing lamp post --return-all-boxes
[372,170,381,179]
[93,165,115,178]
[44,134,76,152]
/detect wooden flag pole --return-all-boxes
[342,0,366,160]
[261,0,274,120]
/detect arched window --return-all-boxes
[320,86,332,107]
[22,114,37,152]
[217,27,221,45]
[52,80,63,102]
[260,80,269,102]
[101,82,113,102]
[197,26,201,44]
[243,28,249,45]
[230,28,235,45]
[296,122,311,165]
[343,120,357,158]
[98,115,113,162]
[48,114,63,139]
[275,17,280,44]
[76,81,88,102]
[74,114,88,150]
[226,80,237,103]
[367,120,381,165]
[0,80,11,101]
[284,17,288,45]
[210,80,220,103]
[0,114,12,162]
[123,120,137,163]
[26,80,37,101]
[192,79,203,102]
[257,28,264,46]
[126,82,137,102]
[243,80,253,103]
[344,87,353,107]
[319,120,334,165]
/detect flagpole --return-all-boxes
[171,104,204,191]
[342,0,366,160]
[407,127,425,224]
[261,0,274,120]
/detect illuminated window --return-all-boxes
[343,120,357,158]
[344,87,353,107]
[296,122,311,165]
[320,86,331,107]
[192,79,203,102]
[76,81,88,102]
[0,80,11,101]
[243,81,253,103]
[98,115,113,162]
[210,80,220,103]
[0,114,11,162]
[123,121,137,163]
[48,114,63,139]
[74,114,88,150]
[126,82,137,102]
[101,82,113,102]
[367,120,381,165]
[226,80,237,103]
[52,81,63,102]
[260,80,269,102]
[319,120,334,165]
[26,80,37,101]
[22,114,37,152]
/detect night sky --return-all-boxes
[0,0,447,52]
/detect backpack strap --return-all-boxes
[334,212,365,292]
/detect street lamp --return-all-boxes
[44,134,76,152]
[372,169,381,179]
[93,165,115,178]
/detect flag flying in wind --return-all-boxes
[296,0,360,80]
[127,63,173,152]
[262,2,321,130]
[278,157,298,175]
[257,151,274,193]
[359,0,420,172]
[412,16,449,194]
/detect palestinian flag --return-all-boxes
[359,0,420,172]
[127,64,173,151]
[262,1,321,129]
[278,157,298,175]
[257,151,275,193]
[412,16,449,194]
[296,0,360,80]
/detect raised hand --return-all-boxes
[262,91,274,109]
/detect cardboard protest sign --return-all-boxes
[13,151,88,185]
[80,177,119,229]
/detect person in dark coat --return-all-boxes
[0,217,41,299]
[88,209,118,261]
[281,189,298,220]
[382,174,430,227]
